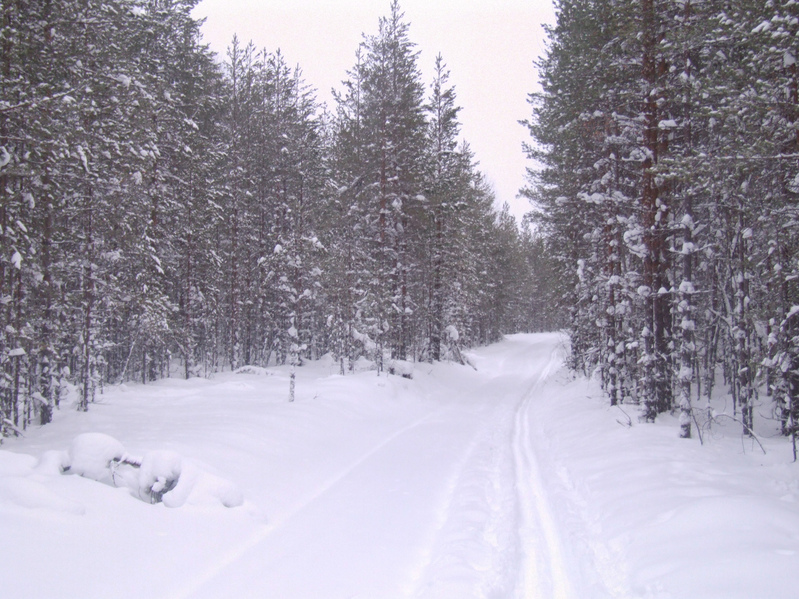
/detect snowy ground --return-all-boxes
[2,333,798,598]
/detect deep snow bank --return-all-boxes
[527,365,799,599]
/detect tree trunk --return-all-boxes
[641,0,671,420]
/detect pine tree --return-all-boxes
[358,0,427,364]
[424,54,463,361]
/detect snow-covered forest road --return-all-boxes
[172,334,572,599]
[3,333,799,598]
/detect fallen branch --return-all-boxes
[691,408,704,446]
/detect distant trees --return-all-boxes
[0,0,538,437]
[526,0,799,443]
[333,0,428,366]
[326,0,540,370]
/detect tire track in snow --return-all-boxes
[513,344,575,599]
[167,404,452,599]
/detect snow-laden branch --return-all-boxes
[0,88,79,115]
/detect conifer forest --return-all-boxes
[0,0,559,436]
[525,0,799,444]
[4,0,799,451]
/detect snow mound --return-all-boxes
[317,352,336,368]
[387,359,414,379]
[0,449,37,476]
[0,476,85,515]
[66,433,126,483]
[137,450,183,504]
[162,461,244,508]
[35,450,71,475]
[353,356,376,372]
[60,433,242,508]
[0,450,84,515]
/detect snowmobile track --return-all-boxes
[512,345,574,599]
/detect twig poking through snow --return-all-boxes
[711,413,767,455]
[615,405,632,428]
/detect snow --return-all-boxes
[76,145,91,174]
[387,358,414,378]
[752,20,772,33]
[1,333,798,598]
[158,455,243,509]
[136,450,183,501]
[445,324,459,341]
[0,145,11,168]
[114,73,132,88]
[66,432,126,482]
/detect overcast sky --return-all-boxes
[192,0,555,222]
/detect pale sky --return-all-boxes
[192,0,555,222]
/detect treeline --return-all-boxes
[0,0,548,435]
[526,0,799,444]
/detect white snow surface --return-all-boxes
[1,333,798,598]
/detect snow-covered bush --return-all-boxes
[234,365,273,376]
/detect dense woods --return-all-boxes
[526,0,799,444]
[0,0,550,436]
